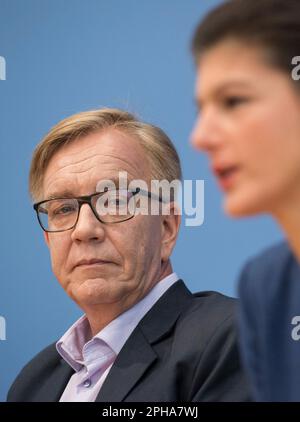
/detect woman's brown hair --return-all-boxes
[192,0,300,77]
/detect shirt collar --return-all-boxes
[56,272,179,371]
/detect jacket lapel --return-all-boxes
[96,280,193,402]
[95,326,157,402]
[35,359,74,402]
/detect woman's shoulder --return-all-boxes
[238,241,299,301]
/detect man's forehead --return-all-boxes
[51,131,146,170]
[43,130,151,197]
[45,174,138,199]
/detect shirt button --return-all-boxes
[83,379,92,388]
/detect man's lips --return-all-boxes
[74,258,111,269]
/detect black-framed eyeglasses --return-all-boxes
[33,188,164,233]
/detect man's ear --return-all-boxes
[43,231,50,248]
[161,202,181,262]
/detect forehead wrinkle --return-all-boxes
[94,152,148,178]
[45,170,141,199]
[44,130,152,199]
[51,150,147,178]
[44,152,149,199]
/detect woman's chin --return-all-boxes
[223,194,266,218]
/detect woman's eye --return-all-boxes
[223,96,248,109]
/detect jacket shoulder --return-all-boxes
[172,290,251,401]
[238,241,297,300]
[244,241,294,272]
[177,289,237,345]
[7,342,60,401]
[190,290,236,320]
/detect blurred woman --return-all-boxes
[191,0,300,401]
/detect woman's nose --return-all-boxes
[191,109,222,152]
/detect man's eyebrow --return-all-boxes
[96,176,136,191]
[46,190,75,199]
[45,177,137,199]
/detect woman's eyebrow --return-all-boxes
[195,80,252,110]
[213,80,253,96]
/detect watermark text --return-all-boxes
[0,56,6,80]
[0,315,6,340]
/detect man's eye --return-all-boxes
[53,205,76,216]
[109,197,127,206]
[223,96,248,109]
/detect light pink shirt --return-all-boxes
[56,273,179,402]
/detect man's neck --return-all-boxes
[85,261,174,337]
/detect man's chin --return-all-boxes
[67,278,122,307]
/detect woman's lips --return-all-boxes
[213,165,240,191]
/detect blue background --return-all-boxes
[0,0,283,401]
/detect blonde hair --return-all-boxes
[29,108,182,202]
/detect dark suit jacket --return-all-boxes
[7,280,251,402]
[238,242,300,401]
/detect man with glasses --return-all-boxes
[7,108,250,402]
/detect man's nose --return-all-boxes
[71,203,105,243]
[191,109,222,152]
